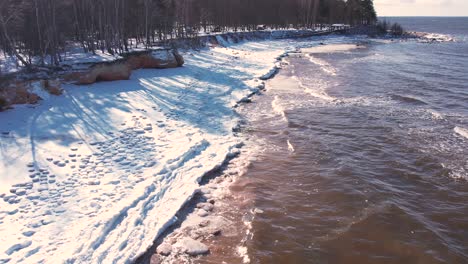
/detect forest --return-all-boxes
[0,0,377,68]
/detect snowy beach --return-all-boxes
[0,36,314,263]
[2,0,467,262]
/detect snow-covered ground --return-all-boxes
[0,37,314,263]
[0,46,120,74]
[0,29,323,75]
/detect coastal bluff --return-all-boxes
[0,49,184,111]
[65,49,184,85]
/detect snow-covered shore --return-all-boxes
[0,35,310,263]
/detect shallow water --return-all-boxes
[231,18,468,264]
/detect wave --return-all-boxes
[297,78,338,102]
[271,95,288,122]
[303,86,337,102]
[304,54,337,76]
[418,32,455,43]
[287,139,295,153]
[454,126,468,139]
[390,94,428,105]
[428,110,444,120]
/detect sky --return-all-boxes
[374,0,468,17]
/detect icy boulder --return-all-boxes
[156,243,172,256]
[178,238,209,256]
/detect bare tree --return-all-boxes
[0,0,378,71]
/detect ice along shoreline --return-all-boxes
[135,44,292,264]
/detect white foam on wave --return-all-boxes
[287,139,295,153]
[237,245,251,263]
[305,54,337,76]
[454,126,468,139]
[421,33,455,42]
[450,168,468,180]
[299,82,336,102]
[296,76,339,103]
[428,110,444,120]
[271,95,288,122]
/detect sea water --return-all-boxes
[227,17,468,264]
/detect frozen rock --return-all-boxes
[156,243,172,256]
[197,203,214,212]
[238,97,252,103]
[208,228,221,236]
[199,187,211,194]
[179,238,209,256]
[197,209,209,217]
[199,221,212,229]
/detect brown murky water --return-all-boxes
[201,36,468,264]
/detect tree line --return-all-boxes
[0,0,377,68]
